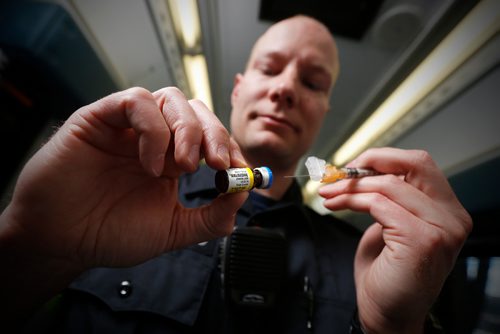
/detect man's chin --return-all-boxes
[251,134,291,152]
[246,140,302,166]
[253,130,294,145]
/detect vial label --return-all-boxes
[226,168,255,193]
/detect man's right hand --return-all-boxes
[0,87,247,315]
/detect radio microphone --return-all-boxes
[220,226,287,308]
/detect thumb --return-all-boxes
[355,223,384,278]
[171,192,248,250]
[204,192,249,236]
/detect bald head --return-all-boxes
[230,14,340,174]
[247,15,340,91]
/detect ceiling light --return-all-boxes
[161,0,214,110]
[333,0,500,166]
[167,0,201,51]
[183,54,214,111]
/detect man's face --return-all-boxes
[230,17,339,169]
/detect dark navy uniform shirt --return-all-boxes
[26,165,361,333]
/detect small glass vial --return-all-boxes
[215,167,273,193]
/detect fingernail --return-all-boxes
[217,145,230,167]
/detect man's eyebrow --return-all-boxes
[253,51,334,79]
[254,51,287,62]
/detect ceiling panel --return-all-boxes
[71,0,175,91]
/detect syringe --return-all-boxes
[304,156,380,183]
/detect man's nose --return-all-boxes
[269,71,298,109]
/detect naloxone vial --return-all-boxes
[215,167,273,193]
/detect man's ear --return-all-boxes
[231,73,243,107]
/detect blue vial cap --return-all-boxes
[256,166,273,189]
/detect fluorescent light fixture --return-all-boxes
[167,0,201,50]
[183,54,214,111]
[164,0,214,111]
[333,0,500,166]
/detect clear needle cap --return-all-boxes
[305,156,326,181]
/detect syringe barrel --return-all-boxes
[341,167,380,178]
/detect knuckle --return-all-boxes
[420,228,447,257]
[370,193,389,207]
[125,86,152,99]
[450,230,467,251]
[174,117,201,134]
[461,211,473,235]
[426,228,445,247]
[122,87,154,112]
[155,86,187,105]
[204,129,230,152]
[453,211,473,244]
[164,86,185,97]
[422,224,465,263]
[189,98,206,108]
[207,124,229,137]
[368,194,392,217]
[162,86,186,101]
[381,173,403,187]
[411,149,434,166]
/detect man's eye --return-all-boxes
[261,67,275,76]
[304,80,320,91]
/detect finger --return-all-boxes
[322,192,441,254]
[345,148,472,235]
[348,148,455,202]
[70,87,170,177]
[355,223,385,272]
[229,137,247,167]
[341,191,463,279]
[347,147,432,175]
[188,99,231,170]
[322,192,413,231]
[200,192,249,237]
[322,189,458,242]
[322,179,470,256]
[318,175,445,229]
[172,192,249,248]
[322,191,465,260]
[154,87,203,172]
